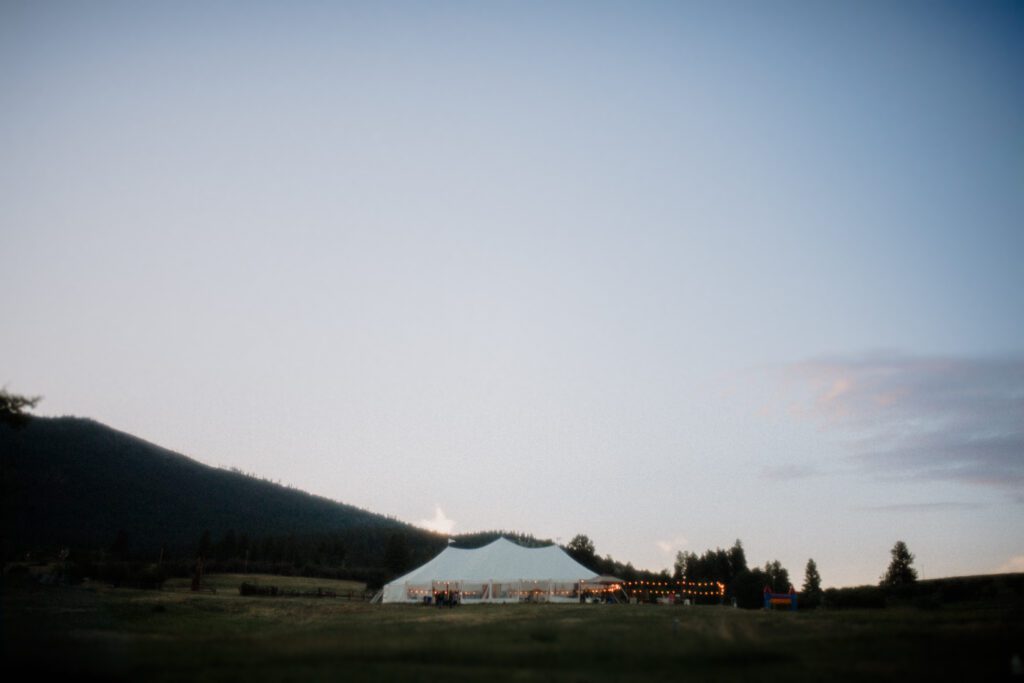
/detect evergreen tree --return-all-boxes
[880,541,918,586]
[764,560,791,593]
[802,558,822,608]
[384,533,411,575]
[0,388,41,428]
[728,539,748,576]
[713,548,733,584]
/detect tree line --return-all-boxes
[566,534,918,609]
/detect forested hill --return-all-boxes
[0,416,451,574]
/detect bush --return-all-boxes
[823,586,886,609]
[800,592,821,609]
[239,582,280,596]
[885,582,920,602]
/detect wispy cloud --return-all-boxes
[782,352,1024,498]
[417,505,456,535]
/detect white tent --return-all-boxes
[381,537,604,604]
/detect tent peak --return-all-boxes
[485,536,557,550]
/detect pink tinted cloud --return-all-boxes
[780,352,1024,497]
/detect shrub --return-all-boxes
[823,586,886,609]
[239,582,279,596]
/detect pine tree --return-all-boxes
[802,558,822,608]
[880,540,918,586]
[384,533,411,575]
[728,539,748,575]
[764,560,790,594]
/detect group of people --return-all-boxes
[430,590,460,607]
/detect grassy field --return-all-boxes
[3,576,1022,681]
[162,572,368,596]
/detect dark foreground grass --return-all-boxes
[3,579,1022,682]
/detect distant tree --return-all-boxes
[197,530,212,560]
[259,536,276,562]
[283,534,299,564]
[728,539,748,576]
[566,534,597,567]
[0,388,41,428]
[384,533,411,575]
[713,548,733,583]
[880,541,918,586]
[329,535,347,566]
[731,567,768,609]
[217,529,238,560]
[763,560,791,594]
[676,551,700,581]
[802,558,822,608]
[673,551,687,580]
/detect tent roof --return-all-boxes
[584,575,624,584]
[387,537,599,585]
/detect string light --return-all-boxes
[403,578,732,602]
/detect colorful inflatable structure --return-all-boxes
[763,584,798,611]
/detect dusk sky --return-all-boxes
[3,1,1022,586]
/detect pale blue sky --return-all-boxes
[3,1,1022,585]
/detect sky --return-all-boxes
[2,0,1022,587]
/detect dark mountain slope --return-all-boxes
[1,416,446,567]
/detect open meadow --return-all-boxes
[3,574,1022,681]
[162,573,370,598]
